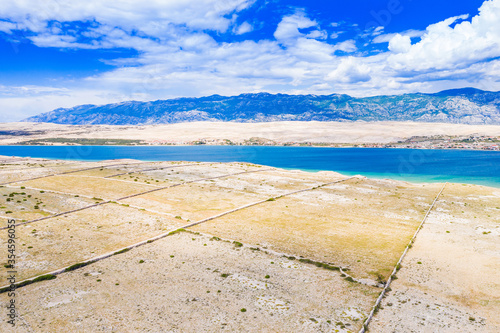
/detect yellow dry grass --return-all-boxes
[120,181,268,222]
[16,175,156,199]
[0,203,183,281]
[193,178,443,279]
[0,231,379,332]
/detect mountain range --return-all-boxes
[23,88,500,125]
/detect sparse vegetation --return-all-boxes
[298,258,341,271]
[65,262,91,272]
[114,248,130,255]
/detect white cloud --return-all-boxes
[372,26,384,36]
[306,30,327,40]
[0,87,118,122]
[0,0,256,34]
[234,21,253,35]
[373,29,423,44]
[0,20,16,33]
[389,0,500,72]
[0,85,70,97]
[1,0,500,121]
[330,32,340,39]
[388,34,411,53]
[333,39,357,53]
[326,57,371,83]
[274,12,317,41]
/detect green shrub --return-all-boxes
[16,274,57,289]
[168,228,186,236]
[65,262,90,272]
[33,274,57,283]
[298,258,340,271]
[114,248,130,255]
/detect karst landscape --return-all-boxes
[0,156,498,332]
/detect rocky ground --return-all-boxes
[0,155,498,332]
[1,121,500,146]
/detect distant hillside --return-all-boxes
[23,88,500,125]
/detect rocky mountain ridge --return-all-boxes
[23,88,500,125]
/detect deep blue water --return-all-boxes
[1,145,499,187]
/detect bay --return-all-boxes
[1,145,499,187]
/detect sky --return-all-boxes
[0,0,499,121]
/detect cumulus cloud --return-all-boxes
[273,11,317,41]
[372,29,423,44]
[388,34,411,53]
[333,39,357,53]
[1,0,500,120]
[326,57,371,83]
[389,0,500,72]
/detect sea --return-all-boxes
[1,145,499,188]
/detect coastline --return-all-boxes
[1,121,499,150]
[1,147,499,188]
[0,156,498,332]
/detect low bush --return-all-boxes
[65,262,90,272]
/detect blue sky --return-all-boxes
[0,0,498,121]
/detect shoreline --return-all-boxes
[1,121,499,150]
[1,143,500,151]
[1,151,499,189]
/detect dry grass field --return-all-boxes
[0,155,498,332]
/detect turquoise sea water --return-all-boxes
[1,145,499,188]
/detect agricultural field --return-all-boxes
[0,156,498,332]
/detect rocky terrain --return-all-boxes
[0,156,498,332]
[2,121,500,148]
[23,88,500,125]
